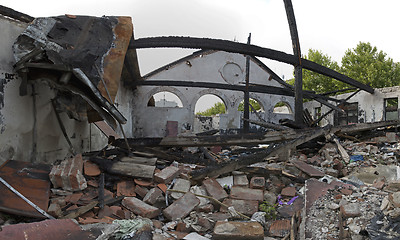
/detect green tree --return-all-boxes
[300,49,343,93]
[341,42,400,88]
[238,98,262,112]
[196,102,226,116]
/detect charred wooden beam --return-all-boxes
[131,36,374,94]
[132,80,295,97]
[0,5,34,23]
[284,0,303,125]
[244,33,252,133]
[113,121,399,149]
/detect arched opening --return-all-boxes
[195,94,227,116]
[273,101,293,114]
[194,94,227,133]
[237,98,265,112]
[147,91,183,108]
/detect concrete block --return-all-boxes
[213,221,264,240]
[49,154,87,191]
[203,178,228,201]
[233,175,249,187]
[249,176,265,189]
[122,197,160,219]
[163,192,200,220]
[154,166,180,183]
[171,178,191,200]
[221,199,259,216]
[230,186,263,202]
[143,187,163,205]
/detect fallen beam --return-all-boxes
[131,37,374,94]
[112,121,400,148]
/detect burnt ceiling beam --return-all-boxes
[131,37,374,94]
[0,5,34,23]
[283,0,303,125]
[134,80,344,112]
[132,80,295,97]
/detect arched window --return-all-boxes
[195,94,227,116]
[273,101,293,114]
[147,91,183,108]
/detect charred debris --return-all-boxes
[1,3,400,240]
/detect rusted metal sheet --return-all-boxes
[0,219,99,240]
[0,160,50,218]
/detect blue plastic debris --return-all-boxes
[350,155,364,162]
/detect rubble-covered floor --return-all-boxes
[1,128,400,240]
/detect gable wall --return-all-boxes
[132,51,294,137]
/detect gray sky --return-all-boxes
[3,0,400,111]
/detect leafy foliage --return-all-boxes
[341,42,400,88]
[196,102,226,116]
[259,201,278,220]
[288,42,400,94]
[238,98,262,112]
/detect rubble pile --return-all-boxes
[1,129,400,239]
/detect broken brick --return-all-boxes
[135,185,149,198]
[49,154,87,191]
[163,192,200,220]
[221,199,259,216]
[117,181,136,197]
[157,183,168,193]
[269,219,291,237]
[47,203,62,218]
[171,178,191,200]
[154,166,180,183]
[134,179,153,187]
[233,175,249,187]
[176,222,191,232]
[230,186,263,202]
[203,178,228,201]
[250,176,265,189]
[213,221,264,240]
[281,186,296,197]
[122,197,160,219]
[83,161,101,177]
[143,187,163,205]
[340,203,361,218]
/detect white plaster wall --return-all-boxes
[132,51,294,137]
[304,86,400,126]
[0,16,114,163]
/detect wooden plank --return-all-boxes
[190,126,332,181]
[120,156,157,165]
[62,201,98,219]
[332,137,350,164]
[292,160,324,177]
[110,162,155,179]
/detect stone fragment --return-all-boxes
[221,199,259,216]
[183,232,210,240]
[197,217,213,232]
[122,197,160,219]
[263,191,277,205]
[163,192,200,220]
[340,203,361,218]
[171,178,191,200]
[230,186,263,202]
[49,154,87,191]
[203,178,228,201]
[213,221,264,240]
[143,187,164,205]
[233,175,249,187]
[48,203,62,217]
[83,160,101,176]
[154,166,180,183]
[250,177,265,189]
[281,186,296,197]
[390,192,400,208]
